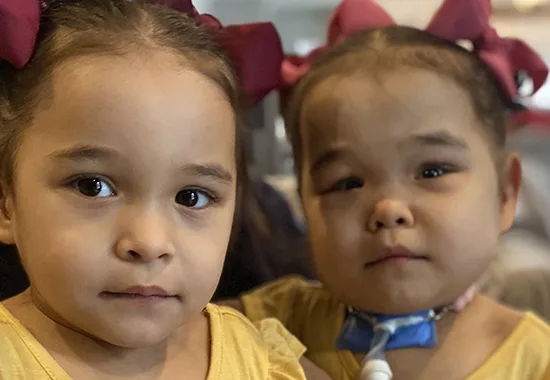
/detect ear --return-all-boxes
[0,182,15,245]
[499,152,522,233]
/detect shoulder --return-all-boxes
[470,298,550,379]
[0,303,70,378]
[241,275,335,321]
[0,303,26,344]
[207,303,304,354]
[239,276,346,355]
[206,303,260,343]
[206,304,306,380]
[244,275,323,296]
[511,312,550,349]
[480,296,550,348]
[491,312,550,379]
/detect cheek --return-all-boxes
[181,224,229,275]
[304,197,364,268]
[13,202,115,294]
[422,178,502,258]
[178,204,235,288]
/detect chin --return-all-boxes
[102,330,170,349]
[92,320,175,349]
[343,289,439,315]
[358,302,429,315]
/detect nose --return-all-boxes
[115,207,175,264]
[367,198,414,232]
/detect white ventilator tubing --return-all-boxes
[357,314,434,380]
[358,359,393,380]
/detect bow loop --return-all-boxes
[195,13,222,32]
[281,47,325,87]
[216,22,284,105]
[507,39,549,95]
[282,0,396,87]
[427,0,548,98]
[328,0,395,44]
[0,0,41,68]
[148,0,197,15]
[426,0,491,41]
[148,0,284,104]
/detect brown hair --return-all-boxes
[0,0,241,188]
[285,26,512,181]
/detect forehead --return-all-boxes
[25,52,236,166]
[300,69,487,159]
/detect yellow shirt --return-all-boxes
[242,276,550,380]
[0,303,306,380]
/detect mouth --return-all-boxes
[365,245,429,268]
[100,286,180,300]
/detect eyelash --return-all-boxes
[66,174,116,197]
[176,187,221,209]
[326,177,364,193]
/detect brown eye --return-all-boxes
[417,163,457,180]
[175,189,211,208]
[73,177,114,197]
[420,167,445,179]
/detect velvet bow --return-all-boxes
[0,0,283,105]
[282,0,548,99]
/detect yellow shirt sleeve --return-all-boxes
[254,318,307,380]
[467,312,550,380]
[242,275,322,331]
[207,304,306,380]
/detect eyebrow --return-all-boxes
[309,130,469,175]
[309,147,349,176]
[181,163,234,184]
[49,144,119,162]
[49,144,233,184]
[412,130,469,149]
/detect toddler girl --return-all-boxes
[236,0,550,379]
[0,0,307,378]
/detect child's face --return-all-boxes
[0,53,237,347]
[298,69,521,314]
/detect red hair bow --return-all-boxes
[0,0,41,69]
[150,0,284,104]
[282,0,548,100]
[0,0,284,105]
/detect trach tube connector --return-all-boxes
[358,359,393,380]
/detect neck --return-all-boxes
[433,309,459,340]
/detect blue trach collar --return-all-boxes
[336,306,451,380]
[336,307,444,353]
